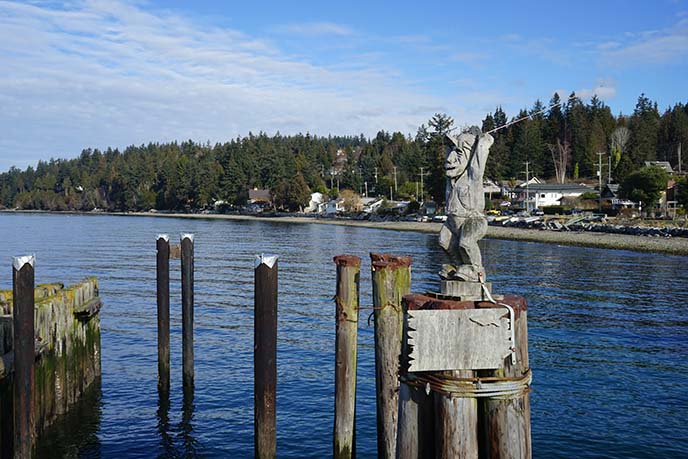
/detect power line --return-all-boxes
[486,93,579,135]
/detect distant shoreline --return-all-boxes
[3,209,688,256]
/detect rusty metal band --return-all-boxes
[400,368,532,400]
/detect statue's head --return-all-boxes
[445,129,478,179]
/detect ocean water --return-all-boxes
[0,213,686,458]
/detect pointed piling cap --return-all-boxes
[180,233,194,243]
[13,254,35,271]
[333,254,361,268]
[156,234,169,242]
[255,254,278,269]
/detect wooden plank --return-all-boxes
[407,309,511,372]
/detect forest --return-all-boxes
[1,92,687,212]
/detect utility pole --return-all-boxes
[524,161,530,213]
[393,166,398,193]
[597,152,605,212]
[374,167,379,185]
[679,142,683,174]
[390,186,393,201]
[364,181,368,198]
[608,154,612,183]
[415,181,419,201]
[419,167,429,202]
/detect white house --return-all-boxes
[516,183,594,209]
[325,199,344,215]
[305,192,326,213]
[362,197,384,214]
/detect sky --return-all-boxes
[1,0,687,171]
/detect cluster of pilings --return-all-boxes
[153,236,531,459]
[0,256,102,459]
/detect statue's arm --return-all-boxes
[471,133,494,179]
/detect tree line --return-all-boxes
[1,92,687,212]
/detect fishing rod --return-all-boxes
[484,93,579,135]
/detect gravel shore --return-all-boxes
[126,212,688,256]
[4,210,687,256]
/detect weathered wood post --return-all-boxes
[480,298,531,459]
[156,235,170,392]
[180,234,194,388]
[370,253,411,459]
[254,254,278,459]
[12,255,35,459]
[333,255,361,459]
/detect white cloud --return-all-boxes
[577,84,617,101]
[603,18,688,65]
[0,1,452,170]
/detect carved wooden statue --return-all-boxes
[439,127,494,282]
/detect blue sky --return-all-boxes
[1,0,687,171]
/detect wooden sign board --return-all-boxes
[406,309,512,372]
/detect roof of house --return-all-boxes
[516,183,594,193]
[248,189,272,202]
[644,161,673,173]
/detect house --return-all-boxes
[515,183,594,209]
[483,179,502,198]
[601,184,635,209]
[644,161,673,173]
[502,177,542,200]
[421,201,437,216]
[362,197,384,214]
[601,184,619,199]
[324,199,344,215]
[248,188,271,204]
[305,192,327,213]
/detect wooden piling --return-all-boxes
[180,234,194,388]
[156,235,170,392]
[480,298,531,459]
[333,255,361,459]
[435,368,479,459]
[254,254,278,459]
[12,255,35,459]
[370,253,411,459]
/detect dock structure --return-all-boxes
[0,256,102,459]
[398,293,531,459]
[0,231,530,458]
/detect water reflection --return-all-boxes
[156,387,174,459]
[34,377,102,459]
[179,383,198,458]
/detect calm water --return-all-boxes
[0,213,686,458]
